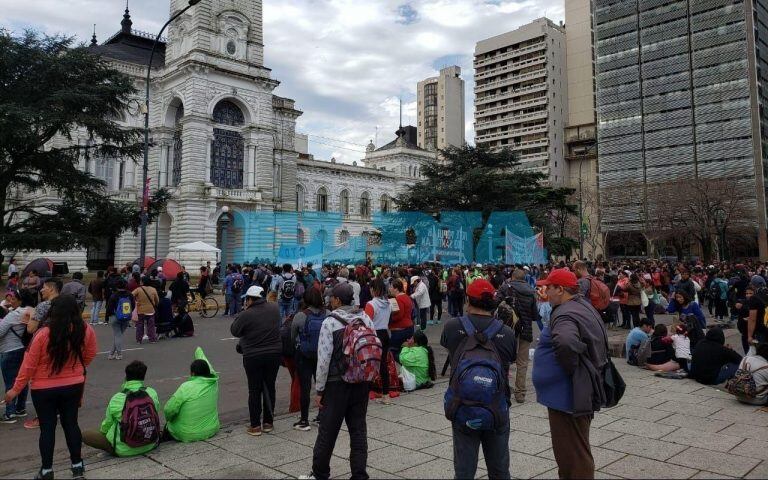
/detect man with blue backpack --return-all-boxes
[290,287,328,431]
[106,279,135,361]
[440,278,516,480]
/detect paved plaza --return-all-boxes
[7,347,767,479]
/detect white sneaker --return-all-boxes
[107,353,115,360]
[115,354,123,360]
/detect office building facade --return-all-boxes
[416,66,466,151]
[474,18,568,184]
[594,0,768,258]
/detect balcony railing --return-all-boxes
[474,41,547,68]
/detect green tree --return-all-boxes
[395,144,577,260]
[0,31,169,265]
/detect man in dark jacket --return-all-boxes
[497,268,539,403]
[230,285,282,436]
[691,328,742,385]
[532,268,608,480]
[676,269,697,304]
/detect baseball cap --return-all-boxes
[331,282,354,305]
[466,278,495,299]
[242,285,264,299]
[536,268,578,289]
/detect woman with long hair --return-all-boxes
[4,295,97,479]
[399,329,437,389]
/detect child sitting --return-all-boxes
[645,324,680,372]
[399,330,436,389]
[671,323,692,372]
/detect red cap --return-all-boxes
[467,278,496,299]
[536,268,578,289]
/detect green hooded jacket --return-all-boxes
[164,347,220,442]
[99,380,161,457]
[399,346,431,387]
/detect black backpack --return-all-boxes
[280,275,296,301]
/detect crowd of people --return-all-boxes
[1,256,768,479]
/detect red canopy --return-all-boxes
[132,257,156,269]
[22,258,54,278]
[148,258,183,278]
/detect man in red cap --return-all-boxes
[440,278,516,479]
[532,268,608,479]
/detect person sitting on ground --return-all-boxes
[398,329,436,390]
[667,291,706,330]
[163,347,220,442]
[671,323,692,372]
[82,361,161,457]
[732,342,768,405]
[691,327,743,385]
[644,324,680,372]
[625,318,653,363]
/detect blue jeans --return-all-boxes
[90,300,103,324]
[226,293,241,315]
[716,362,740,384]
[1,348,28,415]
[452,422,510,479]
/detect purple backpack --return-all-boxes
[119,388,160,448]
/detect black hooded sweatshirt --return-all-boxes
[691,328,743,385]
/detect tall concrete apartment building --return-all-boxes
[474,18,568,184]
[416,66,466,151]
[594,0,768,258]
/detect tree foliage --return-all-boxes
[0,31,168,260]
[395,145,577,259]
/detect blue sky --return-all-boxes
[0,0,564,163]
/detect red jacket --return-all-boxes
[390,293,414,330]
[11,325,97,393]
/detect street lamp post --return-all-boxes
[139,0,202,271]
[487,223,493,264]
[714,207,727,262]
[220,206,230,271]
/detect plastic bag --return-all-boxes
[400,366,417,392]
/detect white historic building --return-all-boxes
[17,1,435,271]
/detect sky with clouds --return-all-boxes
[0,0,564,163]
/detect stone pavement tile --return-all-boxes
[602,418,678,439]
[661,427,744,452]
[509,414,551,435]
[398,412,453,432]
[414,399,448,415]
[601,434,688,461]
[508,431,552,455]
[390,392,438,408]
[655,400,723,417]
[625,386,666,396]
[693,387,738,400]
[194,463,284,479]
[532,468,560,479]
[507,451,557,478]
[159,447,250,477]
[437,426,455,436]
[239,440,314,468]
[646,380,706,395]
[537,446,625,470]
[366,445,437,473]
[146,438,219,463]
[208,430,288,452]
[593,470,625,479]
[364,417,413,436]
[591,413,621,428]
[509,402,549,419]
[662,412,733,433]
[420,441,455,460]
[273,426,320,447]
[701,397,761,411]
[601,455,698,479]
[277,454,350,479]
[667,447,760,477]
[332,434,389,460]
[378,429,451,450]
[348,467,403,479]
[368,403,431,421]
[614,394,667,409]
[589,428,624,447]
[85,457,175,479]
[604,405,674,423]
[650,390,710,404]
[720,423,768,442]
[746,460,768,479]
[690,471,736,479]
[731,438,768,461]
[711,408,768,426]
[399,457,483,479]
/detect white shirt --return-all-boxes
[671,334,691,360]
[7,264,17,276]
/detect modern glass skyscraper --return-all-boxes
[594,0,768,258]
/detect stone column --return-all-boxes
[179,115,211,187]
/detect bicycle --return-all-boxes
[187,292,220,318]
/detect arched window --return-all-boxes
[316,187,328,212]
[297,228,306,245]
[296,185,305,212]
[338,229,350,245]
[340,189,350,216]
[360,192,371,219]
[172,105,184,187]
[211,100,245,189]
[380,194,391,213]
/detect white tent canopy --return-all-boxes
[171,241,221,253]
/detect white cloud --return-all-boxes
[0,0,564,162]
